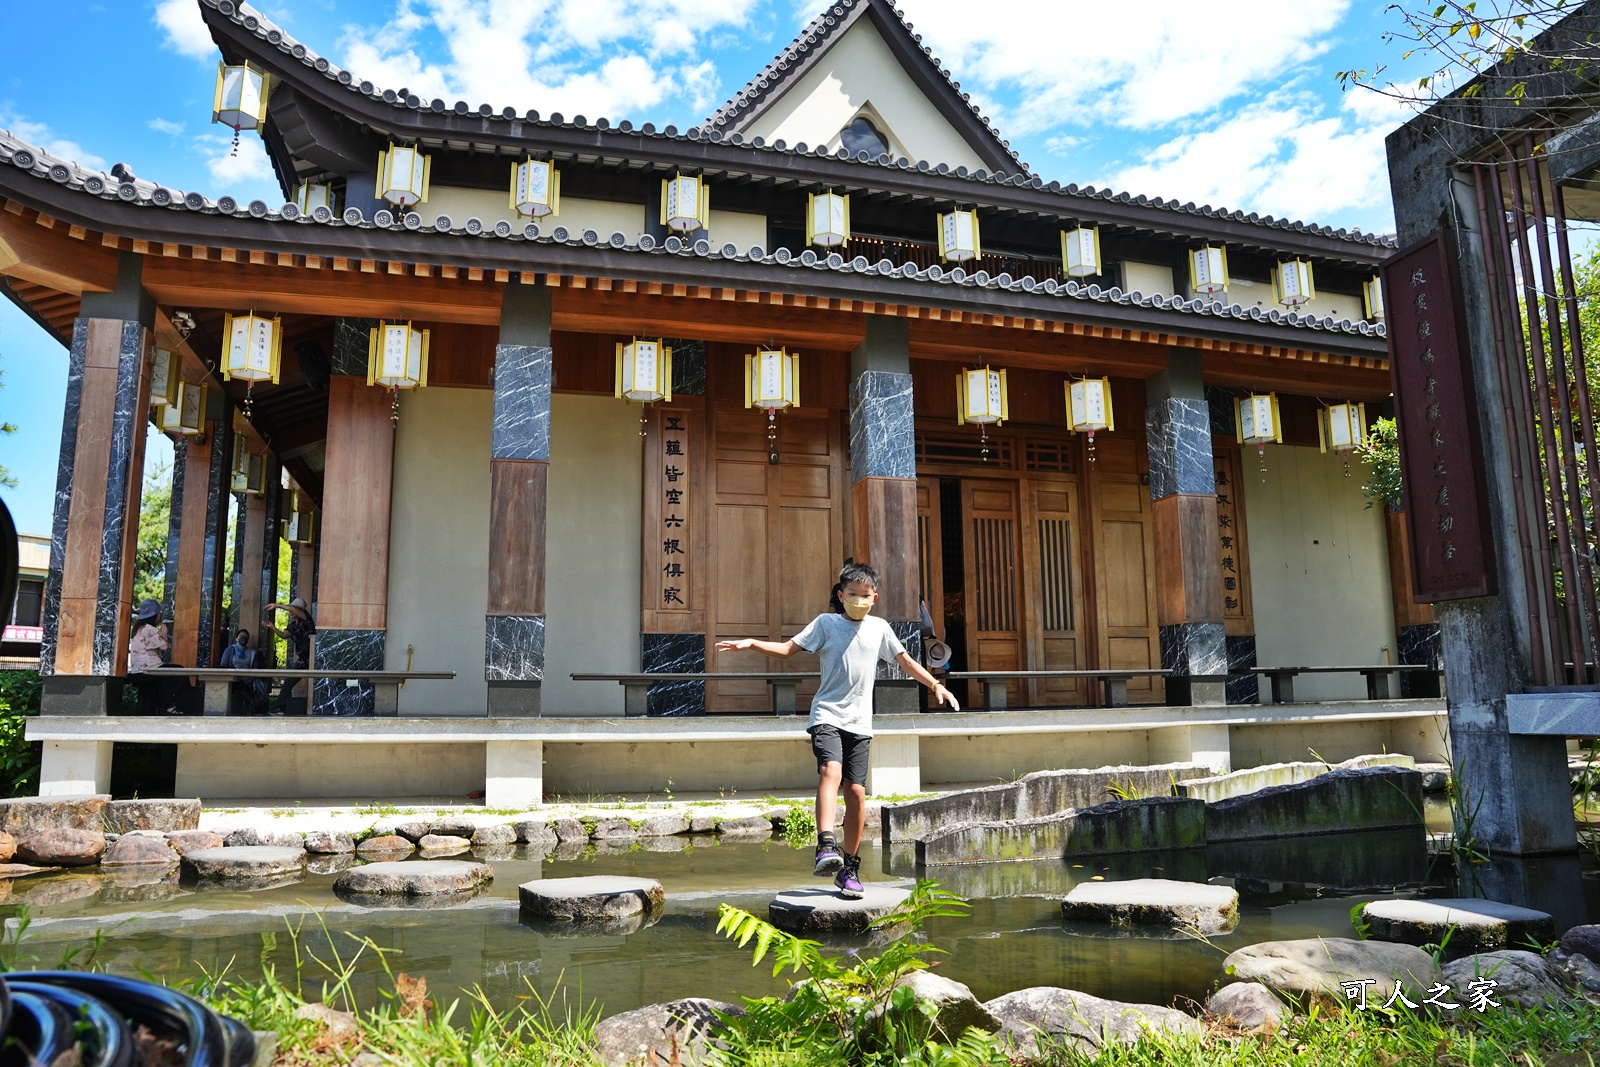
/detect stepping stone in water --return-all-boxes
[0,863,62,880]
[417,834,472,854]
[519,875,666,928]
[1062,877,1239,935]
[1359,898,1555,953]
[768,885,910,937]
[181,846,307,884]
[333,860,493,905]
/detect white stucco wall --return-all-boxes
[386,387,491,715]
[1223,277,1364,322]
[415,187,648,242]
[1245,444,1399,701]
[542,394,643,715]
[743,18,986,171]
[1122,261,1174,297]
[706,209,768,253]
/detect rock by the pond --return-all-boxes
[0,831,13,863]
[355,834,415,856]
[392,821,429,842]
[0,863,60,879]
[1439,950,1564,1008]
[1360,898,1555,953]
[334,860,493,899]
[592,998,742,1067]
[0,794,109,835]
[589,818,638,841]
[688,813,718,834]
[514,818,558,845]
[717,814,772,836]
[917,797,1205,866]
[294,1001,359,1041]
[1549,948,1600,999]
[552,817,589,842]
[984,986,1201,1058]
[1205,767,1424,843]
[769,885,910,936]
[428,819,476,839]
[1559,924,1600,964]
[639,835,692,854]
[165,830,225,855]
[307,853,360,875]
[1223,937,1439,1008]
[520,876,666,924]
[1205,982,1288,1033]
[298,830,354,855]
[638,813,690,837]
[1062,878,1239,935]
[877,972,999,1042]
[13,874,103,908]
[16,828,107,867]
[182,846,307,882]
[417,834,472,854]
[471,824,517,848]
[101,835,178,867]
[1416,763,1451,794]
[224,828,305,849]
[104,798,202,833]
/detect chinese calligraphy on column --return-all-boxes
[1384,233,1496,601]
[1213,449,1248,620]
[656,409,692,612]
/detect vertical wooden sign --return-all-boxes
[641,403,704,633]
[1212,448,1250,622]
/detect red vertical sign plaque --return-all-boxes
[1384,232,1497,602]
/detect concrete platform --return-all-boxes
[1360,898,1556,952]
[768,885,910,936]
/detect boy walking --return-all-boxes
[716,562,958,898]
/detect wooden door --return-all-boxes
[962,481,1024,707]
[1088,437,1163,702]
[708,406,844,712]
[916,478,945,647]
[1024,478,1089,706]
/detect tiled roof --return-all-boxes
[201,0,1398,252]
[700,0,1026,173]
[0,127,1388,344]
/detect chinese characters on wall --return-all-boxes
[655,409,692,612]
[1213,451,1247,620]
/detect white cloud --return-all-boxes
[155,0,216,60]
[200,132,276,189]
[1044,134,1086,155]
[0,108,106,170]
[148,118,186,136]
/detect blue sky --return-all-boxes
[0,0,1431,534]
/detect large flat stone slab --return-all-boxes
[104,799,202,833]
[1177,755,1414,804]
[181,846,307,882]
[984,987,1201,1058]
[519,876,666,924]
[333,861,493,901]
[882,763,1208,846]
[1360,898,1555,953]
[1205,767,1424,843]
[915,796,1204,867]
[1222,937,1439,1009]
[1063,878,1239,935]
[0,795,110,835]
[768,885,909,936]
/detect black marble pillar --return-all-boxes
[161,438,187,622]
[642,632,706,716]
[313,627,385,716]
[1398,622,1443,697]
[196,420,232,670]
[258,461,281,668]
[661,338,707,396]
[331,318,379,376]
[38,319,87,680]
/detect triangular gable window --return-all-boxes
[840,116,891,158]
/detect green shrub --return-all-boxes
[0,669,42,797]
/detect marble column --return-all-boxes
[160,438,187,622]
[168,406,232,671]
[40,253,155,715]
[1146,349,1226,706]
[257,460,281,668]
[848,316,921,712]
[485,285,552,716]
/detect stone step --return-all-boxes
[1176,755,1414,804]
[1062,877,1239,935]
[519,876,666,927]
[915,796,1205,867]
[333,860,494,903]
[1204,766,1424,843]
[1359,898,1556,953]
[181,845,307,884]
[768,885,909,936]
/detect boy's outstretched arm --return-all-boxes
[896,651,960,711]
[715,637,800,658]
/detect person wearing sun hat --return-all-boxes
[262,596,315,715]
[127,598,183,714]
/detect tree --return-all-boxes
[133,460,172,605]
[0,356,18,490]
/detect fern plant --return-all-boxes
[712,881,1006,1066]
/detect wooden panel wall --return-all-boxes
[171,431,217,666]
[850,477,920,621]
[487,460,547,615]
[317,377,395,630]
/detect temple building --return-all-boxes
[0,0,1441,800]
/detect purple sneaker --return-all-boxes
[834,854,864,899]
[813,841,845,876]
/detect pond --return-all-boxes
[5,813,1598,1020]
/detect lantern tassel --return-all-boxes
[231,125,241,157]
[1086,429,1097,464]
[391,387,401,425]
[242,380,254,422]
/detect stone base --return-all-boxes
[40,676,120,716]
[1359,898,1556,953]
[1062,877,1240,935]
[0,794,110,835]
[768,885,909,936]
[487,681,541,717]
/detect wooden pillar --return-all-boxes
[169,421,232,669]
[314,372,395,714]
[40,254,154,714]
[848,316,920,712]
[1146,349,1227,706]
[231,464,273,660]
[484,285,551,716]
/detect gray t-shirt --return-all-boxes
[792,613,906,737]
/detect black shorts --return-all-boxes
[809,724,871,785]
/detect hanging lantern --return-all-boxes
[282,493,316,546]
[376,143,431,208]
[661,174,709,233]
[293,180,335,213]
[1235,392,1283,480]
[222,311,281,422]
[231,436,267,496]
[616,337,673,438]
[1066,377,1115,462]
[1189,245,1229,295]
[937,209,981,263]
[161,381,207,437]
[150,348,179,409]
[510,158,560,219]
[367,321,431,423]
[1363,276,1385,320]
[1319,401,1367,478]
[746,347,800,462]
[1274,259,1316,307]
[1061,226,1102,278]
[957,366,1008,426]
[807,191,850,247]
[212,61,269,155]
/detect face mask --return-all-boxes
[236,638,247,648]
[843,596,874,621]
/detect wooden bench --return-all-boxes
[944,669,1170,710]
[1250,664,1434,703]
[141,668,456,717]
[570,672,822,716]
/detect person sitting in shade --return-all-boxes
[261,597,314,716]
[220,628,270,715]
[127,598,183,715]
